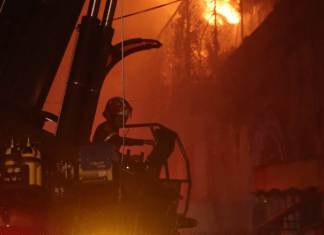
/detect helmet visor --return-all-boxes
[116,109,132,118]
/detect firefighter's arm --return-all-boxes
[143,139,156,146]
[105,133,155,146]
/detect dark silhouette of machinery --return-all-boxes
[0,0,197,234]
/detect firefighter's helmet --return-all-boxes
[103,97,133,119]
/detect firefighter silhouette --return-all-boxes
[92,97,155,158]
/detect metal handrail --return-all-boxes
[124,123,191,216]
[251,193,322,234]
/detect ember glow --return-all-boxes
[203,0,240,25]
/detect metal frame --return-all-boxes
[251,193,323,235]
[125,123,192,216]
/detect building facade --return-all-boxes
[135,0,324,234]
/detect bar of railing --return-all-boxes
[124,123,192,216]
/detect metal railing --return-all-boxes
[124,123,192,216]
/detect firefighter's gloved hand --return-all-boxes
[144,139,157,146]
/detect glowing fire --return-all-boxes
[203,0,240,25]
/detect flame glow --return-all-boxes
[203,0,240,25]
